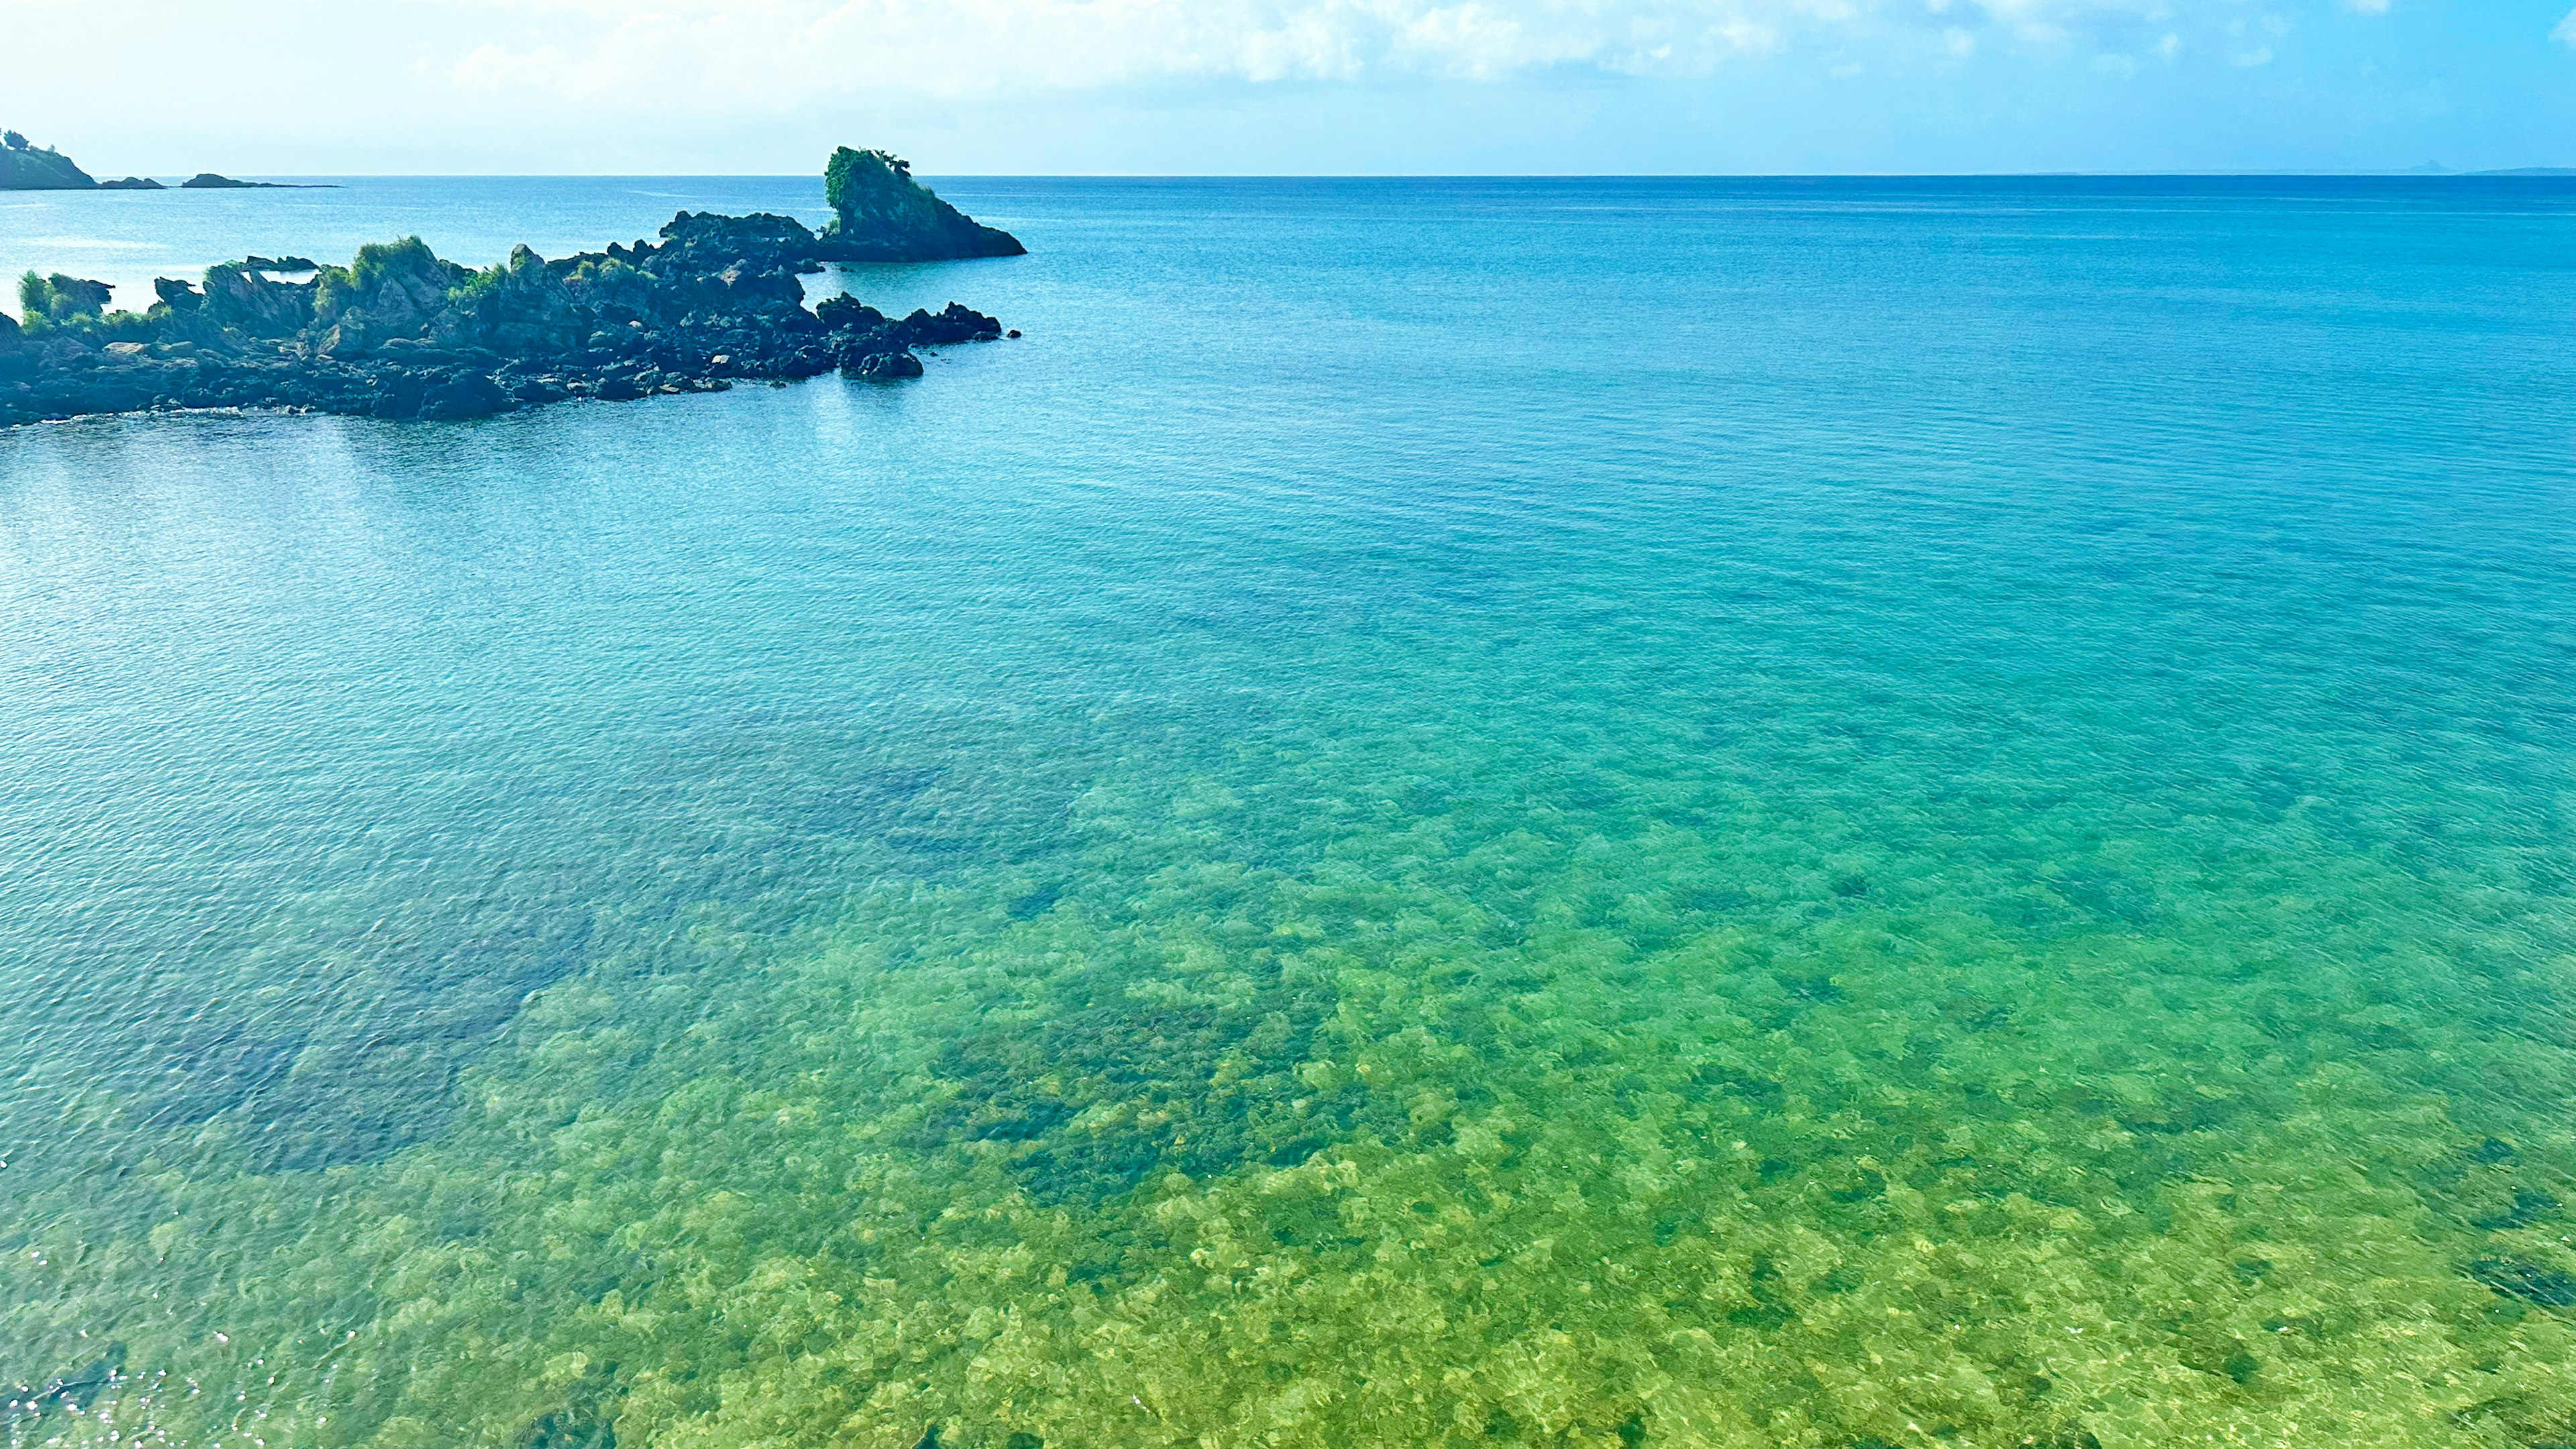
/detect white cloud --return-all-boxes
[423,0,2326,101]
[2557,5,2576,45]
[2344,0,2388,13]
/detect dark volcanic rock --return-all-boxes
[98,176,165,191]
[204,260,324,337]
[840,350,924,381]
[0,131,95,191]
[1,159,1009,428]
[817,148,1025,262]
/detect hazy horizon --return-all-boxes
[17,167,2576,179]
[11,0,2573,179]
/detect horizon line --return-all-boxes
[35,167,2575,182]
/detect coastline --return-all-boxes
[3,150,1022,426]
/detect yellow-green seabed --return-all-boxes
[5,174,2575,1449]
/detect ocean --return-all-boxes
[3,174,2575,1449]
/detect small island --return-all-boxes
[0,149,1025,426]
[1,128,335,191]
[817,147,1025,260]
[180,173,332,189]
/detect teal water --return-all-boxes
[4,176,2576,1449]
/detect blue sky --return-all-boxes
[12,0,2575,174]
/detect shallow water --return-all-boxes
[4,176,2576,1448]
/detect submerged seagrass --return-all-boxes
[1,176,2573,1449]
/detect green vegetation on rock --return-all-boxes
[0,129,96,190]
[821,147,1026,262]
[1,198,1003,424]
[16,270,112,325]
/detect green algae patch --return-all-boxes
[8,700,2576,1449]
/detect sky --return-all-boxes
[7,0,2575,175]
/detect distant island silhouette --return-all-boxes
[0,129,335,191]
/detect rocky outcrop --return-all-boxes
[1,208,1007,427]
[17,274,115,325]
[0,131,95,190]
[98,176,165,191]
[180,173,327,189]
[817,148,1025,262]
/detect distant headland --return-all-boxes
[1,131,104,189]
[0,148,1024,426]
[0,129,334,191]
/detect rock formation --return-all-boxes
[817,148,1025,262]
[1,144,1021,426]
[180,173,327,189]
[0,131,96,190]
[1,209,1006,426]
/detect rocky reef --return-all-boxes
[818,147,1026,261]
[179,172,327,190]
[1,207,1008,425]
[0,130,95,190]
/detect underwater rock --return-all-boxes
[816,147,1025,262]
[2,217,1003,429]
[2180,1338,2263,1385]
[2470,1187,2563,1231]
[2468,1256,2576,1307]
[11,1344,125,1415]
[2014,1429,2102,1449]
[2471,1136,2520,1164]
[519,1358,621,1449]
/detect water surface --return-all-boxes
[4,176,2576,1449]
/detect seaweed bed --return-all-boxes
[5,683,2575,1449]
[3,170,2575,1449]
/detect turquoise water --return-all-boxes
[5,176,2576,1448]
